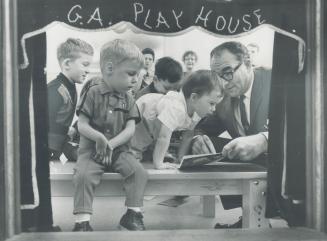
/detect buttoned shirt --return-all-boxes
[76,77,140,151]
[234,78,253,136]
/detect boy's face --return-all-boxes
[65,53,93,84]
[106,59,141,93]
[191,89,223,118]
[143,54,154,70]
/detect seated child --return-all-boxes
[48,38,93,161]
[130,70,224,169]
[73,39,148,231]
[136,56,183,99]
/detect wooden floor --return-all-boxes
[7,228,327,241]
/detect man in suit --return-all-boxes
[191,41,271,228]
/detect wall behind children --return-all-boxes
[46,22,275,84]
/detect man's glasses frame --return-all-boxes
[217,62,243,82]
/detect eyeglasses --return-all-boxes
[217,62,242,82]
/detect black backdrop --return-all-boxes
[17,0,307,227]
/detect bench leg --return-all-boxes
[202,195,216,218]
[242,180,270,228]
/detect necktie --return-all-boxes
[239,95,249,134]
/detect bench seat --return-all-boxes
[50,162,268,228]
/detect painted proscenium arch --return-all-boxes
[17,0,306,66]
[20,21,305,72]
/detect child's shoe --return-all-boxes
[72,221,93,232]
[119,209,145,231]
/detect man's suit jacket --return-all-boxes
[197,67,272,138]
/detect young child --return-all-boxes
[73,39,148,232]
[130,70,224,169]
[48,38,93,161]
[135,56,183,99]
[45,38,93,231]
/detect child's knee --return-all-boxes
[73,168,93,186]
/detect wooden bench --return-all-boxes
[50,162,268,228]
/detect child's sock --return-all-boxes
[127,207,142,213]
[75,213,91,223]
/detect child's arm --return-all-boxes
[153,124,176,169]
[78,113,108,163]
[108,119,136,149]
[177,130,195,162]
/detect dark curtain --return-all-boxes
[20,32,48,229]
[266,32,306,226]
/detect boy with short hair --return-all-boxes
[131,70,223,169]
[136,56,183,99]
[73,39,148,232]
[45,38,93,231]
[48,38,94,160]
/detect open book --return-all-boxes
[178,153,226,169]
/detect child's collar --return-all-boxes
[59,73,75,87]
[99,80,124,99]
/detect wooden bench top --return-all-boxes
[50,162,267,180]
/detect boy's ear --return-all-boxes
[104,61,114,75]
[189,93,199,102]
[61,58,71,70]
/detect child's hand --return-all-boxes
[102,141,114,167]
[164,152,178,163]
[94,135,108,163]
[67,126,77,141]
[155,162,178,170]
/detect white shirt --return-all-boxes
[234,79,253,136]
[136,91,201,138]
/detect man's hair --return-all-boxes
[182,70,217,99]
[247,43,260,52]
[210,41,251,68]
[57,38,94,64]
[182,50,198,62]
[100,39,144,72]
[142,48,155,60]
[155,57,183,83]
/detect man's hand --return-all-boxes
[191,135,216,155]
[222,134,268,161]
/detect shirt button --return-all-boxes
[109,110,113,114]
[106,129,110,133]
